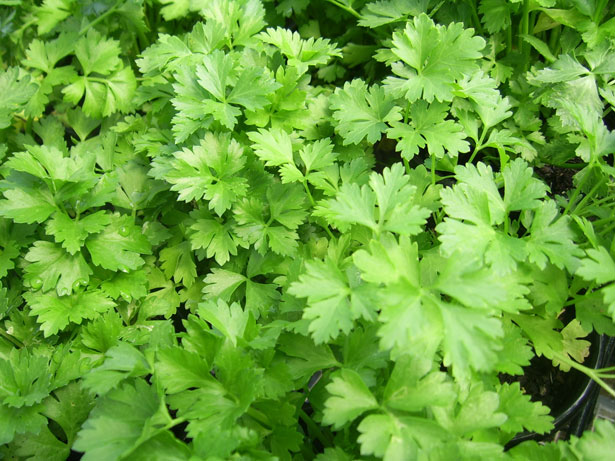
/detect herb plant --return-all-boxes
[1,0,615,459]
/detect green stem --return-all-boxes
[572,176,607,215]
[403,102,410,124]
[553,352,615,399]
[303,180,316,207]
[466,0,484,35]
[122,417,186,459]
[563,166,594,216]
[0,329,24,348]
[428,0,445,18]
[298,409,332,447]
[79,0,122,35]
[247,407,273,429]
[403,158,411,175]
[325,0,362,19]
[589,195,615,207]
[597,221,615,237]
[553,162,588,169]
[88,76,113,84]
[430,155,437,186]
[303,181,335,239]
[589,204,615,222]
[548,25,561,56]
[468,128,487,163]
[563,290,602,307]
[596,365,615,373]
[594,0,610,23]
[520,1,531,69]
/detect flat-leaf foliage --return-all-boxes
[1,0,615,459]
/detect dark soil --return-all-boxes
[499,354,586,415]
[536,161,582,196]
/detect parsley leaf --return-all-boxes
[289,255,376,343]
[62,30,136,118]
[164,132,248,215]
[322,369,379,429]
[25,290,115,337]
[330,80,401,145]
[0,67,37,128]
[387,100,470,160]
[315,163,430,236]
[46,211,110,255]
[85,214,152,272]
[258,28,341,74]
[73,379,187,460]
[23,241,91,295]
[383,13,485,102]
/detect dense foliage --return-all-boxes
[1,0,615,459]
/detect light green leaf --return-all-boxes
[323,369,379,429]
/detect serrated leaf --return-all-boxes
[23,241,92,296]
[197,299,250,346]
[387,100,469,160]
[359,0,430,28]
[330,79,401,145]
[248,127,294,167]
[323,369,379,429]
[25,290,115,337]
[85,214,152,272]
[82,343,151,395]
[73,380,175,460]
[289,257,375,343]
[258,27,341,73]
[46,211,110,255]
[498,382,553,435]
[156,346,215,393]
[189,213,239,265]
[384,13,485,102]
[0,67,38,128]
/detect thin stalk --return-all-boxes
[548,25,561,56]
[403,158,411,175]
[0,329,23,348]
[122,417,187,458]
[298,409,333,447]
[428,0,445,18]
[563,166,594,215]
[325,0,362,19]
[303,180,316,207]
[594,0,610,23]
[80,0,122,35]
[466,0,484,35]
[88,76,113,84]
[563,290,602,307]
[468,128,487,163]
[589,206,615,224]
[520,0,531,69]
[597,221,615,237]
[553,162,587,169]
[588,196,615,208]
[430,156,437,186]
[553,352,615,399]
[303,181,335,239]
[572,177,607,215]
[247,407,273,429]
